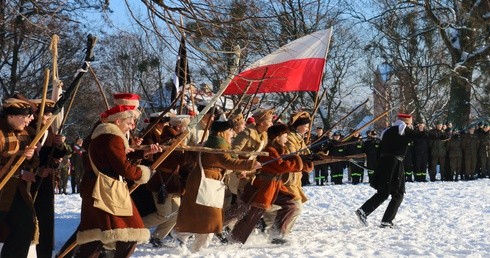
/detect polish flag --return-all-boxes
[223,28,333,95]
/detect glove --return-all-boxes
[300,154,321,162]
[157,184,168,204]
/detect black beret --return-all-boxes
[291,117,311,127]
[211,120,233,132]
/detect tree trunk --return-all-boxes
[447,69,472,128]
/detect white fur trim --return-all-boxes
[91,122,129,150]
[77,227,150,245]
[135,165,151,184]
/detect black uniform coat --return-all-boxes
[371,122,429,194]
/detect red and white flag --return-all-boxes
[223,28,333,95]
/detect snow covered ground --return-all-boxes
[46,177,490,257]
[2,175,488,257]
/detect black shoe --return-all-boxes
[149,237,163,248]
[355,209,368,226]
[380,222,394,228]
[271,238,288,245]
[216,233,229,244]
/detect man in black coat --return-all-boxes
[355,113,444,228]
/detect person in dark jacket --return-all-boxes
[446,131,463,181]
[311,127,330,185]
[364,130,380,183]
[403,139,415,182]
[0,98,38,258]
[412,122,429,182]
[476,124,489,178]
[326,131,346,185]
[428,122,447,181]
[345,131,365,185]
[355,113,446,228]
[28,99,70,258]
[461,125,479,180]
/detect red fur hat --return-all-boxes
[103,105,137,122]
[397,113,412,119]
[113,93,140,108]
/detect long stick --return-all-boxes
[228,81,252,116]
[88,66,110,110]
[28,69,50,194]
[341,107,393,142]
[274,94,298,123]
[0,34,96,191]
[244,68,268,118]
[310,98,369,145]
[198,106,215,145]
[139,90,184,139]
[306,87,328,143]
[58,45,242,258]
[131,145,269,157]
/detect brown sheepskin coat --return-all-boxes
[175,135,255,234]
[77,122,151,245]
[251,143,304,209]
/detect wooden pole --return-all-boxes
[88,66,110,110]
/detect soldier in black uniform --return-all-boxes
[327,131,346,185]
[346,131,365,185]
[364,130,380,183]
[355,114,447,228]
[311,127,331,185]
[428,122,447,181]
[413,122,429,182]
[404,139,415,182]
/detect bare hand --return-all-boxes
[252,161,262,170]
[24,146,35,160]
[132,137,143,146]
[238,171,247,179]
[145,144,163,155]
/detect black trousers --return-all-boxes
[360,187,404,223]
[314,164,329,185]
[33,175,55,258]
[75,241,137,258]
[0,190,36,258]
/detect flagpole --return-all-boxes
[228,81,252,116]
[274,94,298,123]
[244,68,268,118]
[306,28,333,143]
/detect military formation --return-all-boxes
[308,120,490,186]
[1,92,489,257]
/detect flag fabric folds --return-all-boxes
[172,35,191,102]
[223,28,333,95]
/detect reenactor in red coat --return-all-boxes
[75,105,154,258]
[230,123,303,244]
